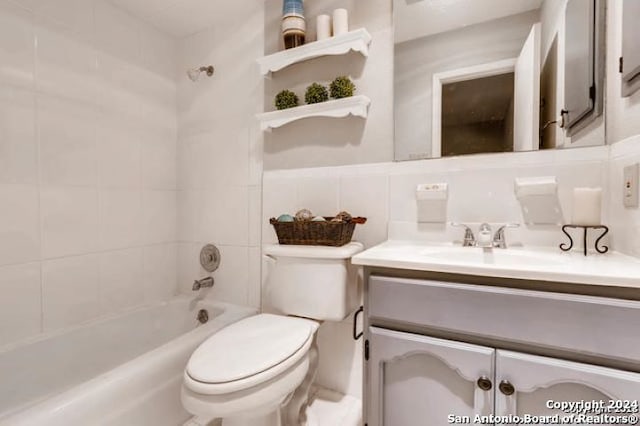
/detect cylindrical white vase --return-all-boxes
[316,14,331,40]
[332,8,349,36]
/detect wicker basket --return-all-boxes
[270,217,367,246]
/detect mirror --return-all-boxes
[394,0,606,161]
[621,0,640,97]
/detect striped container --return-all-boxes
[282,0,306,49]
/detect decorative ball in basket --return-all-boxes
[271,209,366,246]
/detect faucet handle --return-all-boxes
[450,222,476,247]
[493,223,520,248]
[495,223,520,233]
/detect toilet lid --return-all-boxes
[186,314,314,385]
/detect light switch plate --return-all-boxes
[623,163,639,208]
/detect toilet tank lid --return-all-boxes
[263,242,364,259]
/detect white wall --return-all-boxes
[263,0,394,170]
[605,0,640,258]
[606,0,640,143]
[0,0,178,347]
[176,3,264,309]
[608,136,640,257]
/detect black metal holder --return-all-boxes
[559,224,609,256]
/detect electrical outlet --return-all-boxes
[623,163,639,208]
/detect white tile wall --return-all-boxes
[0,0,178,345]
[175,2,263,311]
[99,248,144,313]
[42,254,101,332]
[0,262,41,344]
[35,20,97,103]
[142,243,178,302]
[0,1,34,88]
[142,190,177,244]
[0,84,37,184]
[609,136,640,258]
[0,184,40,266]
[263,148,610,250]
[38,96,98,187]
[99,189,142,250]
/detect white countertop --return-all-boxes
[351,240,640,288]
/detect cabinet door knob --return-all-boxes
[499,380,515,396]
[476,376,493,391]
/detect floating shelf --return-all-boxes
[257,95,371,131]
[257,28,372,76]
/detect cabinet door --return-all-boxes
[367,327,494,426]
[495,350,640,423]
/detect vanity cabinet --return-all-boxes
[364,274,640,426]
[368,327,494,426]
[495,350,640,419]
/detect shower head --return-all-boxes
[187,65,215,81]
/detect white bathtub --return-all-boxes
[0,295,256,426]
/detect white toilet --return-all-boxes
[181,242,364,426]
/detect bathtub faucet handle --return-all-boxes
[192,276,214,291]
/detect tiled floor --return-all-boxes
[306,386,362,426]
[182,386,362,426]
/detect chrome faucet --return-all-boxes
[492,223,520,248]
[476,223,493,248]
[451,223,476,247]
[451,223,520,248]
[192,276,214,291]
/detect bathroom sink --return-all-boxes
[419,247,564,267]
[352,241,640,288]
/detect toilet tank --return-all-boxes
[263,242,364,322]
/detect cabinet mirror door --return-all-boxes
[622,0,640,96]
[367,327,494,426]
[495,350,640,424]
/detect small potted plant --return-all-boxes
[330,76,356,99]
[275,89,299,110]
[304,82,329,104]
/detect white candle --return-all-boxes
[572,187,602,226]
[316,14,331,40]
[332,9,349,36]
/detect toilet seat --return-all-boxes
[184,314,318,395]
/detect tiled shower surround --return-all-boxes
[0,0,178,345]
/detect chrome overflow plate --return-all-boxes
[200,244,221,273]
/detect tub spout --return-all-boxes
[192,276,214,291]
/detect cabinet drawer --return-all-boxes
[368,275,640,365]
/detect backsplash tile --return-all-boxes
[262,146,611,256]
